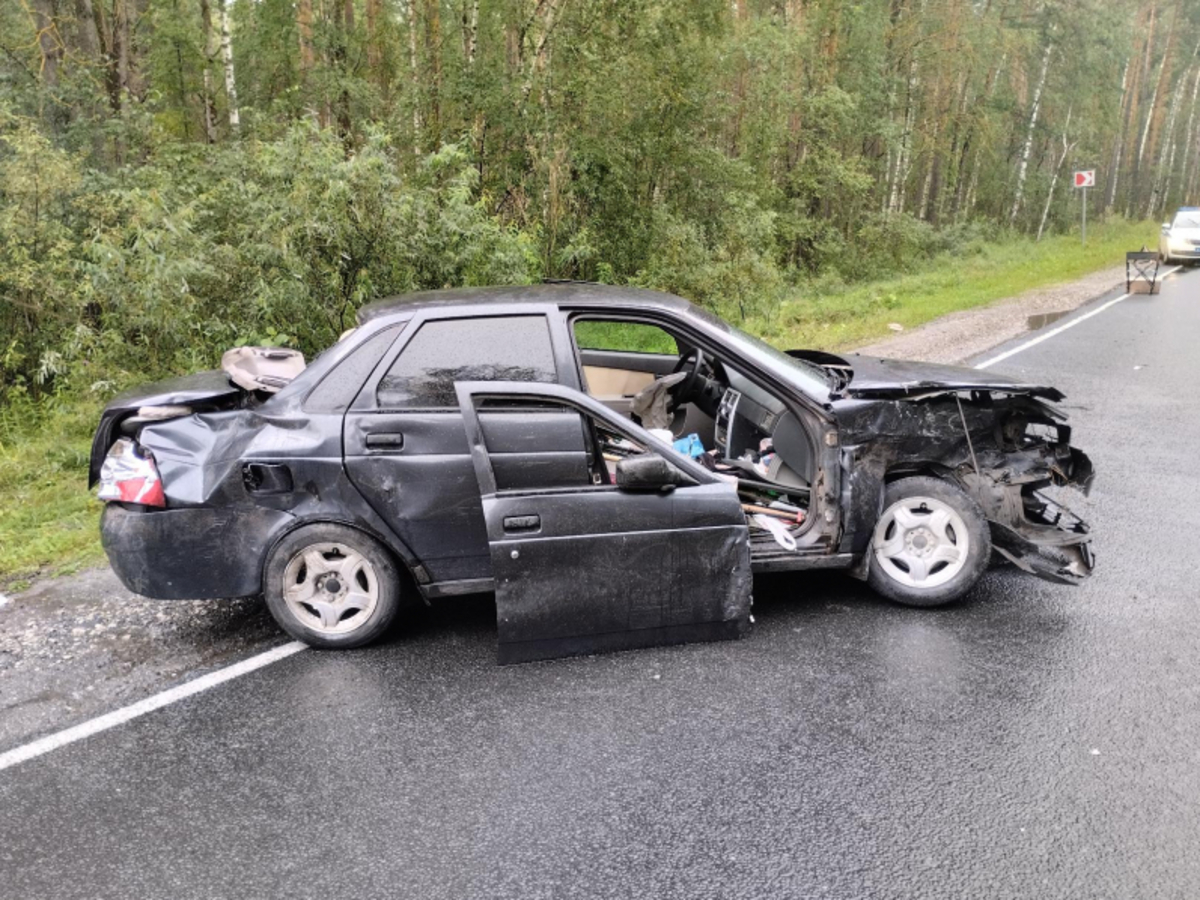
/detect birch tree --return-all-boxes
[1010,39,1053,225]
[1037,106,1074,242]
[218,0,239,133]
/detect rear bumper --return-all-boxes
[101,503,294,599]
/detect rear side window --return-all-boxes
[377,316,557,409]
[305,325,401,413]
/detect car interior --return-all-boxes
[567,316,815,547]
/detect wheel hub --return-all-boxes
[281,543,380,635]
[871,496,971,590]
[906,527,934,554]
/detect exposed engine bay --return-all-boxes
[797,351,1096,586]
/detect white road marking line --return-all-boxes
[974,265,1182,370]
[0,641,307,772]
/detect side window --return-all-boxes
[481,405,597,491]
[574,320,678,355]
[377,316,557,409]
[474,398,653,491]
[304,325,400,413]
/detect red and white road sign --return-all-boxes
[1074,170,1096,188]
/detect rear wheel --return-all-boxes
[264,523,404,649]
[867,476,990,608]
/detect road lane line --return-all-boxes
[974,265,1182,369]
[0,641,307,772]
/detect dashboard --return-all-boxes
[714,370,813,486]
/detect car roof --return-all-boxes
[356,282,695,324]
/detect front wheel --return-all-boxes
[264,523,405,649]
[866,476,991,608]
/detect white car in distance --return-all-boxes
[1159,208,1200,264]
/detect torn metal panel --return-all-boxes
[833,387,1095,584]
[97,323,424,600]
[788,350,1067,402]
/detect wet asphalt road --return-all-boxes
[2,271,1200,899]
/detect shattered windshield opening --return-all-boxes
[688,306,831,394]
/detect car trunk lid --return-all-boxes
[88,371,247,486]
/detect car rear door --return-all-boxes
[456,381,752,664]
[343,312,578,586]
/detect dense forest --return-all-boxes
[2,0,1199,401]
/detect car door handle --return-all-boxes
[365,432,404,450]
[503,515,540,532]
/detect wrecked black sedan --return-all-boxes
[91,284,1094,660]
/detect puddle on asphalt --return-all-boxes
[1026,310,1071,330]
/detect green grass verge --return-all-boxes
[0,218,1159,585]
[0,398,107,589]
[745,219,1158,350]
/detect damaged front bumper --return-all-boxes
[959,445,1095,586]
[990,491,1094,585]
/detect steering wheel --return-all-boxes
[669,347,706,402]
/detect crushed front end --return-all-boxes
[954,400,1094,584]
[835,384,1096,587]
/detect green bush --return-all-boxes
[0,120,540,401]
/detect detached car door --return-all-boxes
[456,381,752,664]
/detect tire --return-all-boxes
[264,523,404,649]
[866,476,991,608]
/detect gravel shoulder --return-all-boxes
[854,264,1128,364]
[0,570,284,751]
[0,262,1130,754]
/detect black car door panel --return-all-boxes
[344,408,592,581]
[456,380,752,664]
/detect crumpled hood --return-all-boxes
[787,350,1065,402]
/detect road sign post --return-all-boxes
[1074,170,1096,245]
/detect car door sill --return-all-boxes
[750,552,855,573]
[422,577,496,598]
[420,554,856,598]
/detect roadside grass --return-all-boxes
[746,219,1158,350]
[0,398,106,589]
[0,218,1158,584]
